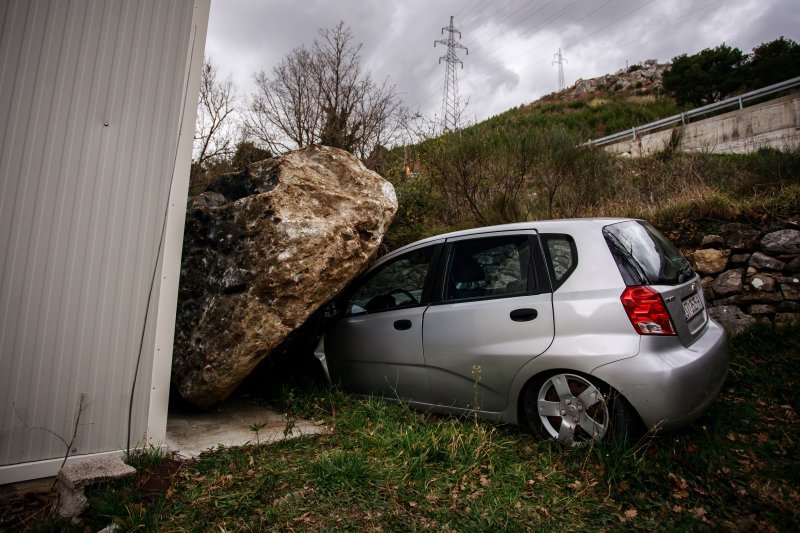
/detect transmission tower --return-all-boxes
[553,48,568,92]
[434,16,468,133]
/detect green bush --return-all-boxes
[663,37,800,106]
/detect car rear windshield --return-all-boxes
[602,221,694,286]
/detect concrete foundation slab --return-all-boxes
[166,398,328,458]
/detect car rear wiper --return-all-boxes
[605,233,648,285]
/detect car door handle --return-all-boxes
[510,308,538,322]
[393,319,413,330]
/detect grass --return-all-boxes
[3,323,799,531]
[485,92,686,141]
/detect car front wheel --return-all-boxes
[523,372,635,447]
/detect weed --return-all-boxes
[312,449,372,494]
[249,421,267,445]
[125,443,166,470]
[471,363,482,423]
[283,390,296,437]
[591,430,655,491]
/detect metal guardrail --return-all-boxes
[586,76,800,147]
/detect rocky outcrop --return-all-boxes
[567,59,667,97]
[691,221,800,335]
[173,145,397,407]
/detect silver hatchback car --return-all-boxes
[315,219,729,446]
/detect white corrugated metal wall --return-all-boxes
[0,0,209,482]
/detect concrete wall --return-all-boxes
[605,92,800,157]
[0,0,210,484]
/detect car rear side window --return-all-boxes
[443,235,532,302]
[603,220,693,286]
[541,234,577,290]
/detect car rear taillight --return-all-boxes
[621,286,676,336]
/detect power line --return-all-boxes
[563,0,659,49]
[411,1,562,113]
[462,0,658,102]
[413,0,708,122]
[459,0,493,20]
[460,0,558,57]
[414,0,589,112]
[581,0,726,60]
[473,0,556,36]
[467,0,588,65]
[456,0,483,19]
[467,0,498,23]
[435,16,469,133]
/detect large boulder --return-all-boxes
[173,145,397,407]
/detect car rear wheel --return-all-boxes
[523,372,635,447]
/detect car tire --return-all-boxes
[522,372,638,447]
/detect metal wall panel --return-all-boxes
[0,0,197,470]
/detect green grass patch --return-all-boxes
[8,323,800,531]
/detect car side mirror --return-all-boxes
[323,299,343,319]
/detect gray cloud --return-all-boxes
[205,0,798,128]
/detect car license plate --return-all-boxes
[682,292,703,320]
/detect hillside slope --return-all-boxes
[471,59,680,141]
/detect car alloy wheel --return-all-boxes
[528,373,610,447]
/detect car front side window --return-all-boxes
[344,246,436,316]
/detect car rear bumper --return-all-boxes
[591,318,729,431]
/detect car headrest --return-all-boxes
[452,256,485,283]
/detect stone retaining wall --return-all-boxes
[689,222,800,334]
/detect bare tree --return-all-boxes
[247,47,321,153]
[193,57,238,169]
[247,22,406,163]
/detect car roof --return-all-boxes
[384,218,635,259]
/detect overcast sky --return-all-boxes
[205,0,799,125]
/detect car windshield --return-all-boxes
[603,220,693,286]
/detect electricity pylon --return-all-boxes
[434,16,468,133]
[553,48,568,92]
